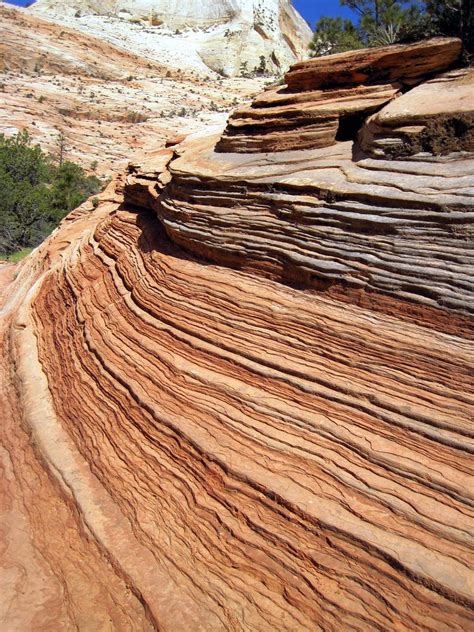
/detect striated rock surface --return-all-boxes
[217,82,400,153]
[149,131,474,324]
[286,37,462,91]
[1,37,474,630]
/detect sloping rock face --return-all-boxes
[0,2,265,177]
[29,0,312,76]
[31,0,243,26]
[1,38,473,630]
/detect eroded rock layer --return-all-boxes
[1,189,473,629]
[129,133,474,327]
[285,37,462,91]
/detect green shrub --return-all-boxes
[1,247,34,263]
[125,110,149,123]
[0,131,102,255]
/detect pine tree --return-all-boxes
[340,1,423,45]
[309,0,473,56]
[309,17,363,56]
[0,132,102,256]
[461,0,474,55]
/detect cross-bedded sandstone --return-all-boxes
[1,36,473,631]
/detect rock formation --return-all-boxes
[218,38,462,152]
[29,0,312,76]
[360,68,474,158]
[1,38,473,630]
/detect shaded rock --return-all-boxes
[124,148,173,209]
[218,38,463,154]
[165,134,187,148]
[218,82,400,152]
[142,132,474,323]
[360,69,474,158]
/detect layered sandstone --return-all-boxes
[218,38,462,153]
[1,38,473,631]
[1,180,473,630]
[286,37,462,90]
[146,134,474,324]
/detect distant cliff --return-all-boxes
[29,0,312,76]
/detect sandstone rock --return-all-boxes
[218,38,463,153]
[1,186,473,630]
[165,133,187,147]
[124,147,173,208]
[360,69,474,158]
[128,131,474,325]
[218,82,400,152]
[0,2,265,176]
[1,33,473,632]
[286,37,462,91]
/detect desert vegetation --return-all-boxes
[310,1,473,56]
[0,131,102,258]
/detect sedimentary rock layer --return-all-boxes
[29,0,312,77]
[1,36,473,631]
[1,189,473,629]
[0,2,266,175]
[218,83,399,153]
[130,133,474,327]
[286,37,462,91]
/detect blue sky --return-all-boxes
[6,1,354,27]
[293,1,355,27]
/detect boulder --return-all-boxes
[360,69,474,158]
[286,37,462,91]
